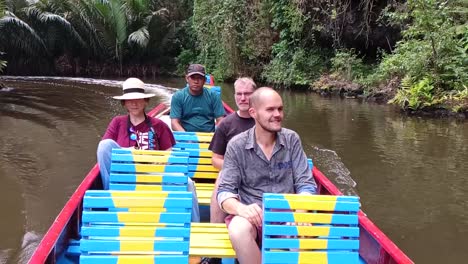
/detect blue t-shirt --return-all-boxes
[170,87,225,132]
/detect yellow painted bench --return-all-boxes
[173,132,218,206]
[174,132,235,262]
[190,223,236,259]
[108,149,190,191]
[80,190,193,264]
[262,193,361,264]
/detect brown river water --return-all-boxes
[0,77,467,264]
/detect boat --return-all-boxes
[28,86,414,264]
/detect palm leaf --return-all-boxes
[0,60,6,71]
[24,6,87,52]
[0,12,50,58]
[128,26,148,48]
[72,0,110,59]
[0,0,5,17]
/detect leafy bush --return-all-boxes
[390,76,437,110]
[176,49,197,75]
[367,0,468,111]
[262,47,326,86]
[331,49,370,81]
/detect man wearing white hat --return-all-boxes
[97,77,200,221]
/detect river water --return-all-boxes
[0,77,466,264]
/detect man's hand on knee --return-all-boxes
[236,203,263,227]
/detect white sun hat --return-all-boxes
[113,78,156,100]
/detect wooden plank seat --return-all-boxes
[79,190,193,264]
[173,132,218,206]
[173,131,213,150]
[109,149,190,191]
[173,132,236,262]
[262,193,360,264]
[189,223,236,259]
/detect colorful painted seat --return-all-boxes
[79,190,193,264]
[173,132,235,262]
[189,223,236,261]
[173,132,218,205]
[262,193,360,264]
[109,149,190,191]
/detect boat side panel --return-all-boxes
[313,168,413,264]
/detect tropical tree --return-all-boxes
[0,0,8,72]
[0,0,54,74]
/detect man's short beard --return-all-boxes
[258,120,282,133]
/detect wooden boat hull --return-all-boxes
[29,102,413,264]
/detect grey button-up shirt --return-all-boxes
[217,127,317,209]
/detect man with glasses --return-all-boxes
[209,77,256,219]
[199,77,256,264]
[170,64,225,132]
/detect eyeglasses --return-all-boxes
[235,92,253,97]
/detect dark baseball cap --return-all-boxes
[187,64,206,77]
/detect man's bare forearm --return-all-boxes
[221,197,244,215]
[171,119,185,131]
[211,153,224,170]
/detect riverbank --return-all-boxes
[311,74,468,119]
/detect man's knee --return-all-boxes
[228,216,257,242]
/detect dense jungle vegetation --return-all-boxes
[0,0,467,113]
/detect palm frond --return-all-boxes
[0,0,5,17]
[0,13,50,58]
[0,59,6,73]
[72,0,110,59]
[128,26,148,48]
[108,0,127,45]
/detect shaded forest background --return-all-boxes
[0,0,467,112]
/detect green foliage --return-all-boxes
[0,8,54,74]
[260,0,327,87]
[0,0,4,17]
[176,48,197,74]
[367,0,468,111]
[0,0,192,75]
[192,0,249,80]
[0,0,5,72]
[262,47,326,86]
[0,0,466,115]
[0,59,5,72]
[390,76,438,110]
[331,49,370,81]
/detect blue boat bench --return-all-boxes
[108,148,190,192]
[173,131,219,206]
[78,137,361,264]
[173,132,237,262]
[262,193,361,264]
[79,189,193,264]
[92,147,236,263]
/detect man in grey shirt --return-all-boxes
[217,87,317,264]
